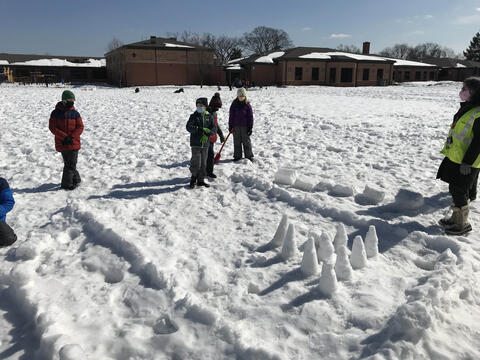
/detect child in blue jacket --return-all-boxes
[0,177,17,246]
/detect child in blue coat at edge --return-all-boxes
[0,177,17,246]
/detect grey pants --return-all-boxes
[190,147,208,181]
[233,126,253,160]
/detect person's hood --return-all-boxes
[55,101,75,111]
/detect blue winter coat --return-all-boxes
[0,178,14,222]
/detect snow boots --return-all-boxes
[443,205,472,235]
[189,176,197,189]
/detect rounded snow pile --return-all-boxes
[355,185,385,205]
[392,189,424,211]
[274,168,298,186]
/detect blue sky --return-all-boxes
[1,0,480,56]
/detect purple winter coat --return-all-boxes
[229,100,254,128]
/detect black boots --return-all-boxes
[189,176,197,189]
[197,180,210,188]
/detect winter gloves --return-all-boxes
[200,134,209,146]
[247,125,253,136]
[62,135,74,145]
[460,163,472,175]
[202,127,211,135]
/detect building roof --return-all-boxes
[106,36,212,55]
[421,57,480,68]
[0,53,103,64]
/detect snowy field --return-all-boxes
[1,81,480,360]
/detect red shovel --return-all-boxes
[214,128,233,164]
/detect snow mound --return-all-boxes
[300,238,319,276]
[333,223,348,251]
[274,168,297,185]
[365,225,379,258]
[335,246,353,281]
[314,232,335,263]
[292,176,316,192]
[391,189,424,211]
[270,214,289,248]
[329,184,354,197]
[280,224,297,260]
[355,185,385,205]
[350,236,368,269]
[59,344,85,360]
[317,263,338,297]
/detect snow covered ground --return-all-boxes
[1,81,480,360]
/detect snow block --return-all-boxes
[335,246,353,281]
[281,224,297,260]
[365,225,379,258]
[392,189,424,211]
[274,168,298,186]
[271,214,289,248]
[292,176,316,192]
[317,263,338,297]
[300,238,319,276]
[350,236,368,270]
[355,185,385,205]
[333,223,348,251]
[329,184,354,197]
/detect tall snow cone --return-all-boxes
[281,224,297,260]
[350,236,368,270]
[365,225,379,258]
[300,238,319,276]
[333,223,348,252]
[317,262,338,297]
[271,214,289,248]
[334,246,353,281]
[317,232,334,263]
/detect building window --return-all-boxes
[363,68,369,81]
[329,68,336,83]
[295,67,303,80]
[377,69,384,80]
[405,72,410,81]
[415,71,421,80]
[423,71,427,80]
[396,71,402,81]
[341,68,353,83]
[429,71,435,80]
[312,67,319,81]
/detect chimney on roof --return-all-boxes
[150,36,156,44]
[362,42,370,55]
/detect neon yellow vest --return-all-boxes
[441,106,480,168]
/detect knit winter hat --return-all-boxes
[62,90,75,101]
[209,93,222,109]
[237,88,247,98]
[196,97,208,107]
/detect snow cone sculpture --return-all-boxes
[333,223,348,251]
[300,238,319,276]
[271,215,289,248]
[317,262,338,297]
[350,236,368,270]
[281,224,297,260]
[334,245,353,281]
[317,232,335,263]
[365,225,379,258]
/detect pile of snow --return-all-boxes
[10,58,105,67]
[280,224,297,260]
[274,168,297,185]
[255,51,285,64]
[164,43,194,48]
[0,60,8,65]
[350,236,368,269]
[392,189,425,211]
[355,185,385,205]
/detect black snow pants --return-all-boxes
[0,221,17,247]
[450,173,478,207]
[61,150,81,189]
[206,142,215,175]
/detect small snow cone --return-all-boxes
[334,246,353,281]
[315,232,334,263]
[317,263,338,297]
[281,224,297,260]
[333,223,348,251]
[350,236,368,269]
[365,225,379,258]
[271,214,289,248]
[300,238,319,276]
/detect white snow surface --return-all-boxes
[0,60,9,65]
[255,52,285,63]
[164,43,194,49]
[9,58,105,67]
[456,63,467,68]
[1,82,480,359]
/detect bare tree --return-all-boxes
[336,44,361,54]
[106,37,124,52]
[379,42,460,60]
[242,26,293,54]
[379,44,412,59]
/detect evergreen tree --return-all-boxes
[464,32,480,61]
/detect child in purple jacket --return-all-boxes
[229,88,254,161]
